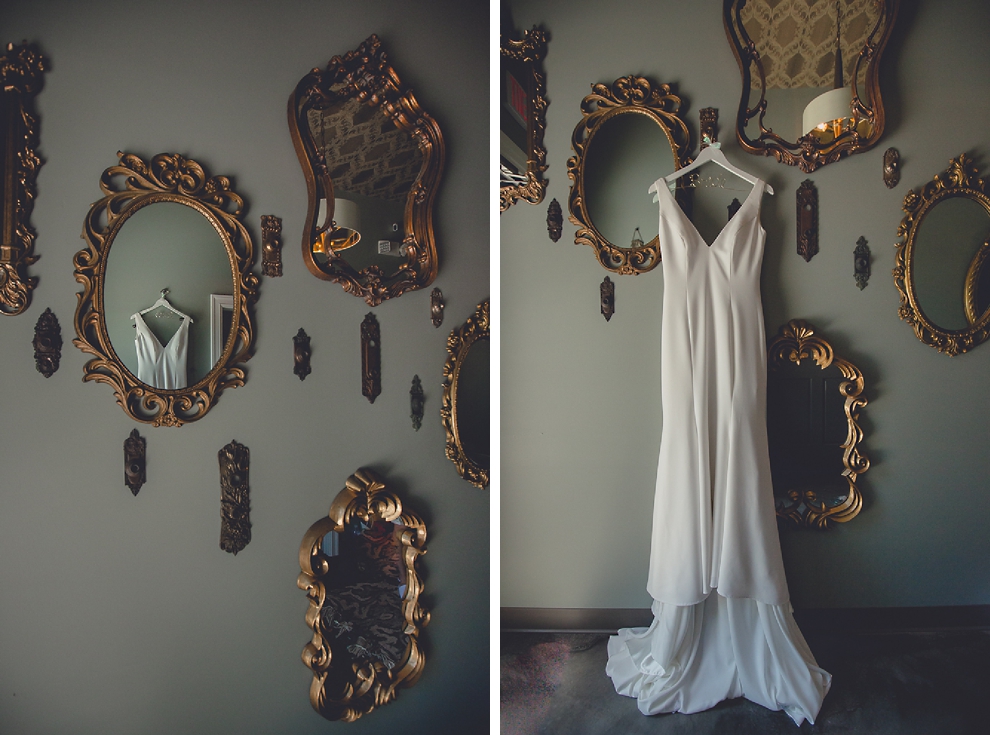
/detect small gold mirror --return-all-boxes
[288,34,444,306]
[566,76,691,274]
[441,299,490,488]
[894,154,990,355]
[724,0,898,172]
[298,468,429,722]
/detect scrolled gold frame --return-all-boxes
[566,76,691,275]
[288,34,444,306]
[500,27,549,212]
[441,298,489,488]
[298,468,429,722]
[72,152,258,426]
[893,153,990,356]
[768,320,869,529]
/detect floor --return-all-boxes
[500,629,990,734]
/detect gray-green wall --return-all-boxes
[0,1,488,733]
[502,0,990,612]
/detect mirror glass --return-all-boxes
[103,202,233,388]
[456,337,490,471]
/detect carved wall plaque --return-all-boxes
[883,147,901,188]
[219,440,251,555]
[797,180,819,262]
[293,327,311,380]
[430,287,444,328]
[600,276,614,322]
[261,214,283,277]
[361,313,381,403]
[33,307,61,377]
[410,374,424,430]
[854,236,871,290]
[124,429,146,496]
[547,198,562,242]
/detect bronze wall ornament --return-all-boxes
[768,319,869,529]
[441,299,489,488]
[298,467,429,722]
[500,27,549,212]
[797,179,819,262]
[546,197,563,242]
[410,374,424,430]
[288,34,444,306]
[293,328,312,380]
[567,76,692,275]
[699,107,718,149]
[430,287,444,328]
[72,152,258,426]
[32,307,61,377]
[724,0,898,173]
[0,42,46,316]
[219,440,250,555]
[261,214,283,277]
[854,236,870,290]
[124,429,146,496]
[600,276,615,321]
[894,154,990,355]
[883,147,901,188]
[361,313,381,403]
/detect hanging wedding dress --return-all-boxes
[133,313,190,390]
[605,177,830,725]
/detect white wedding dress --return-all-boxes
[133,313,190,390]
[605,178,830,725]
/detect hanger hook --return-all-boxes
[160,288,169,298]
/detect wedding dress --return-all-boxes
[605,177,830,725]
[133,313,190,389]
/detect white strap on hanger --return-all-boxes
[648,142,774,200]
[131,288,194,323]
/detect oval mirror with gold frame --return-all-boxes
[724,0,898,173]
[73,152,258,426]
[567,76,691,275]
[894,154,990,356]
[298,468,429,722]
[288,34,444,306]
[441,298,489,488]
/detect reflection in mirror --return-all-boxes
[894,154,990,355]
[767,320,869,529]
[567,76,691,274]
[442,299,490,488]
[298,468,428,722]
[289,34,444,306]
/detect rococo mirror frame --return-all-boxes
[441,298,489,488]
[894,153,990,356]
[767,319,869,529]
[288,34,444,306]
[72,152,258,426]
[0,41,46,316]
[298,468,429,722]
[723,0,899,173]
[499,27,549,212]
[567,76,691,275]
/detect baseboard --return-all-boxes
[501,604,990,634]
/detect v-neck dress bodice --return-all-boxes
[133,313,189,390]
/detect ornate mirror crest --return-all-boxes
[500,27,549,212]
[441,298,490,488]
[724,0,898,173]
[894,154,990,356]
[566,76,691,275]
[298,468,429,722]
[0,41,46,316]
[72,152,258,426]
[288,34,444,306]
[767,320,869,529]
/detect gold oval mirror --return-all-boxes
[894,154,990,355]
[724,0,898,172]
[441,299,489,488]
[567,76,691,274]
[288,34,444,306]
[73,152,258,426]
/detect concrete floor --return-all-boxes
[501,630,990,734]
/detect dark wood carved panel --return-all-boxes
[293,327,311,380]
[219,440,250,555]
[32,307,61,377]
[261,214,283,277]
[410,374,424,430]
[124,428,146,496]
[854,236,870,290]
[361,313,381,403]
[797,179,819,262]
[600,276,614,322]
[430,287,444,328]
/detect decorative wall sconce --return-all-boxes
[600,276,614,322]
[883,147,901,188]
[293,328,311,380]
[361,313,381,403]
[219,440,251,555]
[261,215,283,277]
[854,236,870,290]
[547,198,562,242]
[124,429,146,496]
[430,287,444,328]
[410,375,424,430]
[797,180,819,262]
[32,307,61,377]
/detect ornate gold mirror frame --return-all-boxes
[0,42,45,316]
[72,152,258,426]
[298,468,429,722]
[566,76,691,274]
[441,298,490,488]
[288,34,444,306]
[894,154,990,355]
[724,0,898,173]
[500,27,549,212]
[767,320,869,529]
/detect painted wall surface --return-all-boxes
[502,0,990,611]
[0,1,488,733]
